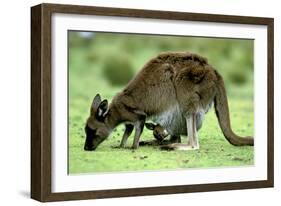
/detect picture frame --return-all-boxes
[31,3,274,202]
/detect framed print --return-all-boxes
[31,3,274,202]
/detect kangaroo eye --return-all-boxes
[85,125,96,134]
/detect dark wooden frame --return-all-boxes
[31,3,274,202]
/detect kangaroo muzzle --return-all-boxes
[84,125,97,151]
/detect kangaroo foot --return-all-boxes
[160,143,199,151]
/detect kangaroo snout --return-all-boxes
[84,124,98,151]
[84,133,96,151]
[84,144,96,151]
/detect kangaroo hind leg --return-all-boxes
[187,113,199,150]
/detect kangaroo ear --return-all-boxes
[145,123,156,130]
[92,94,101,109]
[97,100,109,119]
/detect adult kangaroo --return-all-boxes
[84,52,254,151]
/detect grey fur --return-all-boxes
[153,104,205,136]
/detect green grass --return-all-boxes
[69,96,254,174]
[68,32,254,174]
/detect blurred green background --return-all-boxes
[68,31,254,174]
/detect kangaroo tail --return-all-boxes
[214,72,254,146]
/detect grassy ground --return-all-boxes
[68,32,254,174]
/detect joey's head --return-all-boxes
[84,94,111,151]
[145,123,169,142]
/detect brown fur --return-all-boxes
[84,52,254,151]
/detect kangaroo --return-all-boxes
[143,101,209,148]
[144,110,204,145]
[144,123,170,142]
[84,52,254,151]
